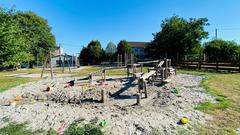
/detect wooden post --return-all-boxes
[49,52,53,79]
[161,68,165,80]
[138,79,143,91]
[204,54,207,61]
[144,81,147,98]
[164,59,168,79]
[103,69,106,82]
[141,63,143,72]
[136,93,141,105]
[62,55,65,73]
[216,60,219,71]
[125,53,127,67]
[130,54,134,68]
[89,73,93,84]
[198,60,201,70]
[119,54,121,67]
[127,65,130,79]
[66,54,72,73]
[117,54,119,67]
[41,54,48,78]
[101,89,106,103]
[238,54,240,73]
[239,60,240,73]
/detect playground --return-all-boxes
[0,57,224,134]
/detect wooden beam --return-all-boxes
[49,52,53,79]
[41,53,48,78]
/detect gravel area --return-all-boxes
[0,74,213,134]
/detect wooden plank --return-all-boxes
[157,61,165,67]
[137,60,160,64]
[140,70,156,80]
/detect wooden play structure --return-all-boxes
[137,59,176,102]
[41,52,72,79]
[84,58,176,104]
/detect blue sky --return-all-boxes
[1,0,240,54]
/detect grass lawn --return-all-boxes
[0,72,40,92]
[178,69,240,135]
[72,66,150,76]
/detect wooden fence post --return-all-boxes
[216,60,219,71]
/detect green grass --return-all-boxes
[0,123,58,135]
[0,76,39,92]
[106,67,149,76]
[72,66,103,76]
[179,69,240,134]
[195,97,231,112]
[0,119,103,135]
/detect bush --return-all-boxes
[64,118,104,135]
[203,39,240,61]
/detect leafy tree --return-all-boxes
[117,40,132,55]
[203,39,240,61]
[105,41,117,55]
[80,47,91,65]
[15,11,56,67]
[80,40,103,65]
[0,7,30,68]
[87,40,102,64]
[105,41,116,63]
[0,6,56,68]
[146,16,209,60]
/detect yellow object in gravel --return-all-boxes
[180,117,188,124]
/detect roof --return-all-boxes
[128,42,148,48]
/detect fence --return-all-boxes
[176,60,240,72]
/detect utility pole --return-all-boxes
[215,28,218,39]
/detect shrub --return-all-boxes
[203,39,240,61]
[63,118,103,135]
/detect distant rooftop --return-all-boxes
[128,42,149,48]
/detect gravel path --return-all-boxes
[0,74,213,135]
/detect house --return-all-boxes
[51,46,79,67]
[128,42,148,60]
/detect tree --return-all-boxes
[87,40,102,64]
[105,41,116,63]
[80,40,103,65]
[203,39,240,61]
[15,11,56,67]
[0,6,56,68]
[0,7,30,68]
[146,16,209,60]
[80,47,91,65]
[117,40,132,55]
[105,41,117,55]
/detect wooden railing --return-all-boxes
[176,60,240,72]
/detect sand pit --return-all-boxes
[0,74,213,134]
